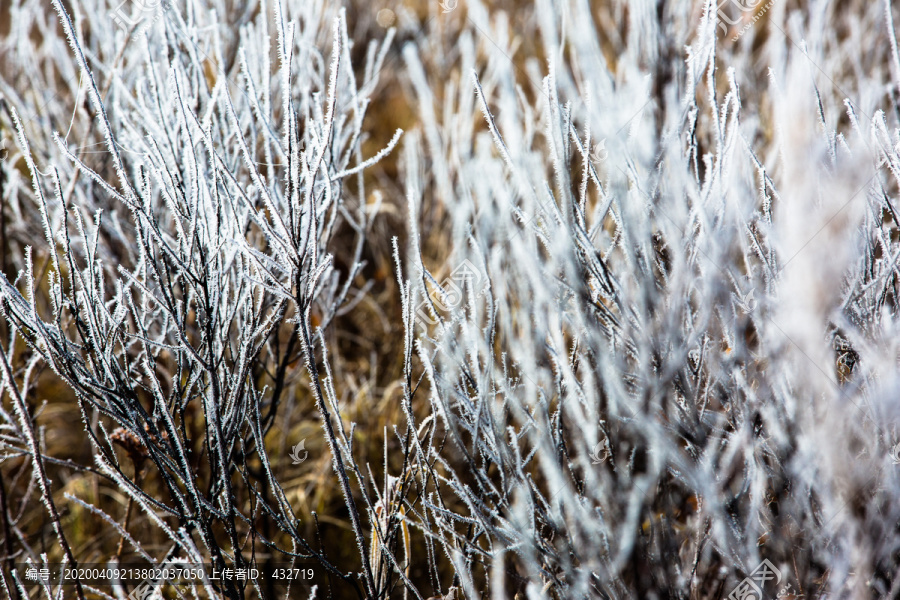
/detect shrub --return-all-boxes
[3,0,900,598]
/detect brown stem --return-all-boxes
[115,467,144,561]
[0,348,85,600]
[299,314,376,597]
[0,467,20,600]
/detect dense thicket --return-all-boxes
[2,0,900,598]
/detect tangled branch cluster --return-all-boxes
[1,0,900,598]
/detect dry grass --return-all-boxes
[3,0,900,598]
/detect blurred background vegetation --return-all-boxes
[2,0,899,598]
